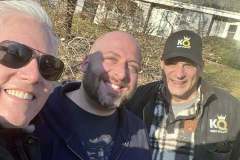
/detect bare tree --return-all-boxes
[65,0,78,39]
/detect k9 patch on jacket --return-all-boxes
[209,115,228,134]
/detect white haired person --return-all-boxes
[0,0,64,159]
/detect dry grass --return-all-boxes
[204,61,240,99]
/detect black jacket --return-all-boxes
[0,128,41,160]
[35,82,151,160]
[127,80,240,160]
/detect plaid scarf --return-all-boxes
[149,83,202,160]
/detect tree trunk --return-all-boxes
[65,0,78,40]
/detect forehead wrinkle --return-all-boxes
[104,51,121,58]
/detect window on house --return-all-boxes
[81,0,99,22]
[227,25,237,39]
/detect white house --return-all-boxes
[136,0,240,41]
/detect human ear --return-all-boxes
[80,56,89,73]
[160,58,164,69]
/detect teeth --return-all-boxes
[5,89,33,100]
[110,84,120,90]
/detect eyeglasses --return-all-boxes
[0,40,64,81]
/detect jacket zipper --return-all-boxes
[194,101,207,160]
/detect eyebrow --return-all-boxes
[128,60,140,66]
[106,51,140,63]
[108,52,140,68]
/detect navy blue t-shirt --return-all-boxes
[71,104,119,160]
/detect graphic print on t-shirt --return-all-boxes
[84,134,114,160]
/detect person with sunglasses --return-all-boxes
[35,31,151,160]
[0,0,64,160]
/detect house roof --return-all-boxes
[137,0,240,20]
[180,0,240,13]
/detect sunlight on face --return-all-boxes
[161,57,202,101]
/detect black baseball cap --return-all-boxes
[162,30,203,67]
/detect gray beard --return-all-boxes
[96,88,127,109]
[82,79,125,110]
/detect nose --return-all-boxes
[17,59,41,84]
[175,64,185,79]
[112,63,129,84]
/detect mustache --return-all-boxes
[100,72,129,89]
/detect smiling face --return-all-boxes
[161,57,202,103]
[0,12,55,128]
[82,32,141,110]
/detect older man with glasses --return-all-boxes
[0,0,64,160]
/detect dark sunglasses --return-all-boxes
[0,40,64,81]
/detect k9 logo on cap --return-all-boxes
[162,30,203,67]
[177,36,191,49]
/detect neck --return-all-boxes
[66,84,116,116]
